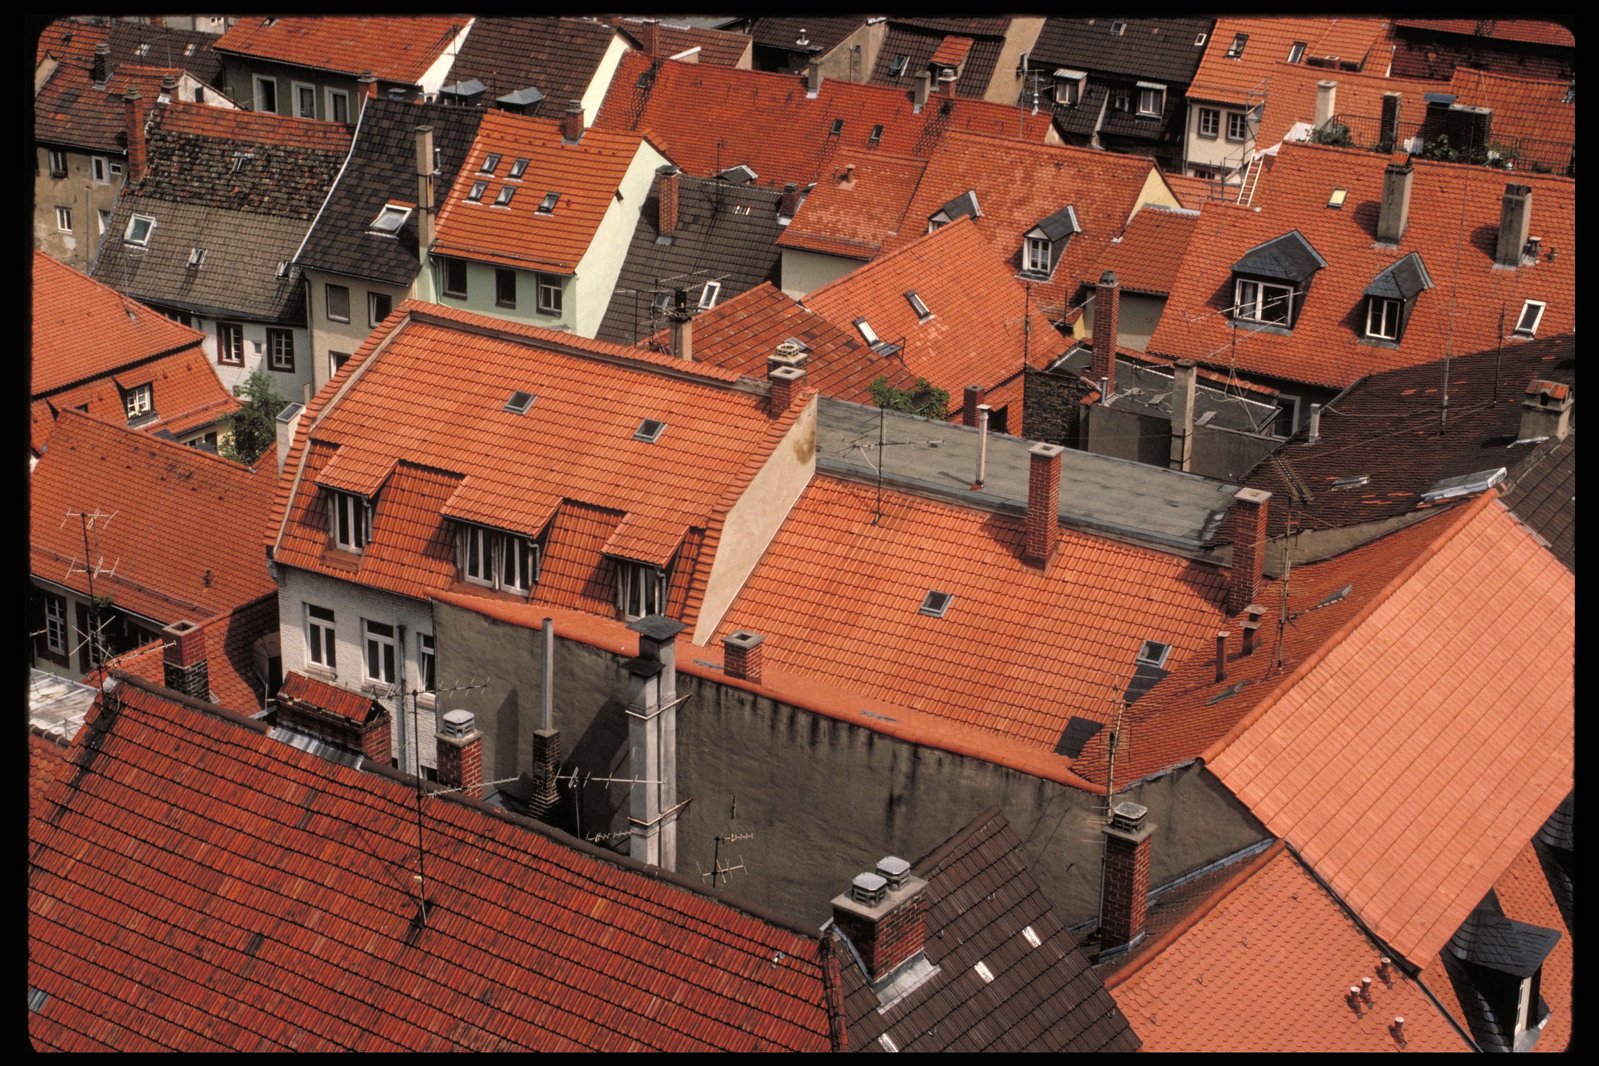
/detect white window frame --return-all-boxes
[418,632,436,693]
[362,619,397,687]
[266,327,295,372]
[1235,278,1295,326]
[125,214,156,246]
[48,149,68,177]
[330,490,371,552]
[91,155,110,183]
[698,281,721,309]
[617,561,665,620]
[325,283,351,323]
[109,160,124,180]
[217,322,245,366]
[55,206,73,232]
[1025,236,1052,274]
[1054,76,1083,107]
[325,87,350,124]
[305,604,336,670]
[536,273,562,315]
[369,203,410,235]
[458,524,537,593]
[124,382,153,419]
[855,317,882,347]
[44,595,67,655]
[1198,107,1220,138]
[1287,41,1307,64]
[368,290,393,328]
[1514,300,1546,337]
[1226,111,1249,143]
[1137,87,1164,117]
[292,81,317,118]
[1365,297,1401,341]
[253,74,278,113]
[98,210,112,236]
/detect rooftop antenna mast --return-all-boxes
[701,794,754,888]
[874,403,885,524]
[402,673,492,928]
[63,509,120,671]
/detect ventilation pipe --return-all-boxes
[529,617,562,822]
[1307,403,1322,443]
[1376,154,1413,244]
[974,404,991,488]
[1093,271,1120,400]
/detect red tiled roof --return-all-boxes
[615,18,752,68]
[802,217,1065,399]
[1254,68,1441,156]
[1446,67,1576,159]
[32,251,204,396]
[1190,17,1391,107]
[35,18,106,66]
[1159,173,1214,212]
[32,350,240,457]
[203,593,278,715]
[777,152,929,259]
[594,51,1053,190]
[929,35,975,68]
[278,669,376,724]
[1148,143,1576,389]
[34,62,187,154]
[430,110,646,274]
[1391,18,1574,48]
[28,674,837,1051]
[1110,847,1470,1052]
[29,732,71,824]
[82,638,169,692]
[213,15,469,84]
[1094,206,1200,296]
[1207,495,1573,969]
[157,99,354,152]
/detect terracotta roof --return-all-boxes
[34,18,223,85]
[430,110,646,274]
[681,283,916,405]
[437,17,617,115]
[270,301,804,631]
[1147,143,1576,389]
[1189,17,1391,107]
[777,152,928,259]
[35,62,186,154]
[616,18,752,68]
[868,23,1005,100]
[1094,206,1199,296]
[802,217,1064,400]
[27,674,837,1051]
[711,473,1228,760]
[1254,68,1441,157]
[1110,847,1470,1052]
[32,251,204,396]
[29,732,71,824]
[32,348,239,456]
[1446,68,1576,167]
[594,51,1053,191]
[81,639,168,692]
[213,15,469,84]
[1159,172,1213,211]
[1030,17,1215,87]
[834,808,1140,1052]
[1206,495,1573,969]
[278,669,377,724]
[1391,18,1574,48]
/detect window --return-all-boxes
[1235,279,1295,326]
[1226,111,1249,142]
[830,118,844,136]
[1112,92,1131,112]
[325,283,351,322]
[1137,86,1164,116]
[536,273,562,315]
[1136,640,1172,668]
[459,525,538,593]
[698,281,721,310]
[496,268,517,308]
[504,390,536,414]
[330,490,370,552]
[443,258,468,299]
[1327,188,1348,209]
[253,74,278,113]
[617,562,665,619]
[634,418,667,443]
[55,206,73,232]
[124,382,153,420]
[293,82,316,118]
[306,604,336,670]
[888,54,909,77]
[231,151,253,174]
[369,203,411,235]
[125,214,155,246]
[326,88,350,124]
[1225,33,1248,59]
[1515,300,1546,337]
[1365,297,1401,341]
[418,633,436,692]
[368,291,393,327]
[1287,41,1307,64]
[479,152,501,174]
[1025,236,1052,275]
[1055,76,1083,107]
[91,155,110,183]
[905,290,931,319]
[98,210,112,235]
[537,191,559,214]
[186,246,207,269]
[1198,107,1220,138]
[1111,20,1127,35]
[109,160,123,180]
[362,619,397,686]
[218,322,245,365]
[466,180,487,202]
[44,594,67,655]
[48,149,67,177]
[919,590,953,618]
[494,185,516,207]
[508,157,529,179]
[855,317,882,347]
[267,328,295,372]
[868,123,884,147]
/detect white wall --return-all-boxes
[1184,100,1254,176]
[581,32,633,124]
[420,19,478,98]
[200,317,315,402]
[571,137,669,338]
[780,247,866,298]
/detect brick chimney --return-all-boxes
[1227,487,1272,615]
[92,42,110,86]
[1168,359,1197,471]
[1377,91,1402,154]
[779,182,801,220]
[769,365,805,415]
[415,125,436,254]
[1376,154,1413,244]
[913,71,931,113]
[1519,379,1573,442]
[1495,183,1533,266]
[561,98,584,143]
[1023,442,1063,567]
[158,73,177,104]
[667,287,693,361]
[806,59,823,97]
[358,70,377,117]
[436,709,483,800]
[722,630,765,683]
[830,857,930,983]
[1314,79,1337,129]
[528,616,562,822]
[656,164,680,236]
[1099,801,1154,954]
[962,384,987,427]
[359,706,393,764]
[161,620,209,699]
[639,17,661,55]
[1093,270,1120,400]
[124,85,147,185]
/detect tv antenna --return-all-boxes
[62,509,121,670]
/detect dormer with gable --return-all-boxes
[1022,205,1079,279]
[1228,231,1325,331]
[927,189,981,233]
[1360,252,1431,346]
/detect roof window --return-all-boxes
[1327,188,1348,209]
[919,590,953,618]
[503,390,536,414]
[854,317,882,347]
[1136,640,1172,668]
[231,151,253,173]
[1226,33,1248,59]
[830,118,844,136]
[1194,32,1207,47]
[904,290,931,319]
[538,192,560,214]
[124,214,155,246]
[1315,583,1352,609]
[369,202,412,234]
[1022,926,1042,948]
[135,42,150,56]
[1514,300,1546,337]
[868,123,884,147]
[186,247,206,269]
[480,153,502,174]
[184,42,196,56]
[494,185,516,206]
[634,418,667,443]
[508,158,529,179]
[1111,20,1127,35]
[698,281,721,309]
[1207,680,1248,705]
[1288,41,1307,64]
[888,54,909,77]
[1331,474,1369,490]
[466,181,487,202]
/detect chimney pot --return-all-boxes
[561,98,584,143]
[437,709,483,799]
[1022,442,1064,566]
[852,871,888,905]
[1360,976,1373,1003]
[722,629,766,684]
[655,164,679,235]
[1093,271,1120,399]
[1519,377,1572,441]
[1496,183,1533,266]
[162,619,209,699]
[1099,800,1155,953]
[832,866,930,981]
[779,181,801,219]
[876,855,911,890]
[1376,155,1414,243]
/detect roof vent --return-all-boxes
[851,871,888,906]
[1110,801,1148,833]
[634,418,666,443]
[186,247,206,269]
[504,390,536,414]
[1420,467,1506,502]
[441,708,476,739]
[876,856,911,890]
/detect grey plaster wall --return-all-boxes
[435,599,1268,928]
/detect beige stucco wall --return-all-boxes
[817,20,889,84]
[35,149,121,272]
[570,137,670,338]
[983,16,1045,105]
[1132,166,1183,215]
[1184,100,1255,176]
[304,268,408,392]
[780,246,865,298]
[1082,291,1165,352]
[581,32,632,124]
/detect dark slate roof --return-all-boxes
[1031,204,1080,242]
[749,16,869,56]
[1231,230,1327,283]
[1031,18,1214,85]
[442,17,617,117]
[107,19,224,85]
[929,190,981,224]
[1448,894,1561,979]
[595,175,784,346]
[868,23,1006,100]
[1499,432,1575,573]
[1537,793,1573,851]
[297,98,484,287]
[831,807,1140,1052]
[1439,891,1561,1052]
[1363,251,1433,301]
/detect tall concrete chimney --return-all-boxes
[1376,154,1413,244]
[436,709,483,800]
[1495,184,1533,267]
[1519,379,1573,442]
[962,384,987,427]
[626,616,686,871]
[656,164,680,235]
[1099,801,1154,954]
[1227,487,1272,615]
[92,42,110,86]
[124,86,147,185]
[830,857,930,982]
[561,98,584,143]
[667,287,693,361]
[913,71,931,113]
[161,620,209,699]
[806,59,824,96]
[529,617,562,822]
[1377,92,1402,154]
[722,630,765,684]
[1023,442,1063,567]
[1314,79,1337,129]
[1093,271,1120,400]
[415,125,436,255]
[1169,359,1197,472]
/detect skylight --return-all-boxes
[504,390,536,414]
[1111,20,1126,35]
[1207,680,1248,705]
[466,181,487,202]
[1331,474,1370,490]
[479,152,502,174]
[1514,300,1546,337]
[1315,583,1352,609]
[1226,33,1248,58]
[634,418,667,443]
[830,118,844,136]
[1288,41,1307,64]
[186,247,206,268]
[1327,188,1348,209]
[494,186,516,206]
[904,290,931,319]
[369,203,412,234]
[868,123,884,146]
[124,214,155,246]
[698,281,721,309]
[231,151,253,173]
[508,157,529,179]
[889,54,909,77]
[919,590,953,618]
[854,317,882,347]
[1136,640,1172,668]
[538,192,560,214]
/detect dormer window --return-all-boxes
[1361,252,1432,344]
[927,190,981,233]
[1023,205,1078,278]
[1236,280,1296,325]
[868,123,884,147]
[123,383,153,421]
[1136,82,1166,117]
[1229,231,1326,330]
[457,523,539,594]
[1515,300,1546,337]
[617,561,666,620]
[124,214,155,246]
[1366,298,1401,340]
[1025,237,1052,274]
[479,153,501,174]
[1053,69,1086,107]
[369,203,412,234]
[328,490,372,553]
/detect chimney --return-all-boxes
[414,125,437,253]
[1227,487,1272,614]
[770,340,808,371]
[561,98,584,143]
[722,630,765,684]
[769,365,805,415]
[1314,79,1337,128]
[1093,271,1120,400]
[626,616,687,870]
[1495,183,1533,266]
[435,709,483,801]
[528,616,563,822]
[359,705,393,764]
[161,620,209,699]
[639,17,661,55]
[92,42,110,86]
[1376,154,1413,244]
[830,857,930,982]
[274,400,304,477]
[667,287,693,361]
[1241,604,1265,656]
[1023,442,1063,567]
[1099,801,1154,954]
[1168,359,1197,472]
[1377,91,1402,154]
[779,182,801,220]
[1519,379,1573,442]
[655,164,680,235]
[158,73,177,104]
[962,384,987,427]
[913,71,931,113]
[1307,403,1322,443]
[124,85,147,184]
[806,59,823,96]
[358,70,377,117]
[1215,630,1229,682]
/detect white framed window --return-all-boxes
[125,214,156,246]
[369,203,410,235]
[1235,279,1295,326]
[1025,236,1052,274]
[109,161,124,180]
[1287,41,1307,64]
[537,191,559,214]
[55,206,73,232]
[266,328,295,372]
[1137,87,1164,116]
[1054,76,1082,107]
[1514,300,1546,337]
[1225,33,1248,59]
[1136,640,1172,668]
[418,633,436,692]
[253,74,278,113]
[91,155,111,183]
[698,281,721,309]
[326,283,351,322]
[306,604,336,670]
[44,595,67,655]
[98,210,112,236]
[217,322,245,365]
[494,185,517,207]
[368,291,393,328]
[536,273,562,315]
[326,87,350,124]
[1365,297,1401,341]
[1111,92,1131,113]
[292,81,316,118]
[47,149,68,177]
[362,619,397,686]
[1198,107,1220,138]
[1226,111,1249,142]
[458,525,537,593]
[124,382,153,420]
[330,490,371,552]
[855,317,882,347]
[617,561,665,620]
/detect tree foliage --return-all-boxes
[219,368,291,464]
[868,376,951,421]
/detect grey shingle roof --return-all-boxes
[595,175,783,346]
[1031,18,1214,86]
[749,16,869,56]
[1499,432,1575,573]
[1231,230,1327,283]
[868,23,1005,100]
[297,98,484,287]
[443,17,617,116]
[1031,204,1080,242]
